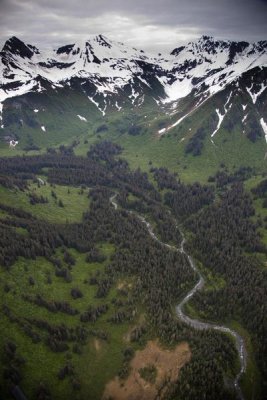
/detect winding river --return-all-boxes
[110,194,247,400]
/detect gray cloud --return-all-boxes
[0,0,266,52]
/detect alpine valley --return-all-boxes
[0,34,267,400]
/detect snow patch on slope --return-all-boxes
[129,85,139,104]
[172,111,192,129]
[77,114,87,121]
[260,118,267,142]
[211,109,225,137]
[246,83,266,104]
[0,81,37,105]
[158,94,211,135]
[211,93,233,138]
[9,140,18,147]
[138,76,151,88]
[115,101,122,111]
[242,114,248,123]
[224,92,232,108]
[158,128,167,135]
[158,76,193,103]
[88,95,105,115]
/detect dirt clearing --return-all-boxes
[102,340,191,400]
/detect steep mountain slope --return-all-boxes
[0,34,266,176]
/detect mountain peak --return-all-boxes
[1,36,38,59]
[171,36,230,58]
[94,34,112,48]
[199,35,214,42]
[2,36,22,51]
[196,35,229,52]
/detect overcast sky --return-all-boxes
[0,0,266,52]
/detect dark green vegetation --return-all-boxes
[1,78,266,185]
[160,167,267,399]
[139,364,157,384]
[0,141,266,400]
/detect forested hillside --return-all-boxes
[0,141,266,399]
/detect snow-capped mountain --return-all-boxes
[0,34,267,148]
[163,36,267,99]
[0,35,161,109]
[1,35,267,106]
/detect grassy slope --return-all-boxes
[75,98,266,183]
[1,88,266,183]
[2,123,265,185]
[0,244,144,399]
[0,89,103,155]
[0,181,90,223]
[107,128,265,184]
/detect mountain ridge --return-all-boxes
[0,34,266,163]
[1,34,266,106]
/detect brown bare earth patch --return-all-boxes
[117,281,125,290]
[117,280,133,291]
[102,340,191,400]
[94,339,101,352]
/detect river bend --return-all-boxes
[110,194,247,400]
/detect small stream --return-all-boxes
[110,194,247,400]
